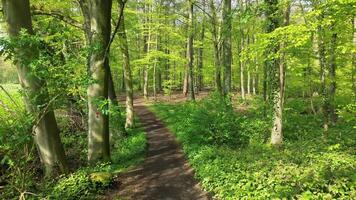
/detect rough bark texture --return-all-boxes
[118,0,134,128]
[2,0,68,176]
[87,0,111,163]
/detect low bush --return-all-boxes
[151,94,356,199]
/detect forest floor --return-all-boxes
[107,92,211,200]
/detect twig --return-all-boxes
[31,93,60,135]
[32,9,84,30]
[0,85,20,108]
[103,0,127,61]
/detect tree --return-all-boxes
[209,0,222,93]
[143,1,151,100]
[2,0,69,176]
[118,0,134,128]
[87,0,112,163]
[222,0,232,95]
[187,0,195,101]
[264,0,283,146]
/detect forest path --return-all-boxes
[107,97,211,200]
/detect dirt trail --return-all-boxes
[108,100,211,200]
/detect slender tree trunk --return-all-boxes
[153,35,158,100]
[107,63,126,134]
[240,31,246,100]
[253,56,257,95]
[118,0,134,128]
[2,0,69,176]
[317,15,329,134]
[329,31,337,124]
[198,21,205,91]
[187,0,195,101]
[143,3,150,99]
[247,35,251,95]
[247,70,251,95]
[183,68,188,96]
[352,18,356,95]
[222,0,232,95]
[210,0,222,93]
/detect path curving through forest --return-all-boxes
[108,101,210,200]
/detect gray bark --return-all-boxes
[87,0,111,163]
[2,0,68,176]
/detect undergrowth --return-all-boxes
[0,84,146,199]
[151,93,356,199]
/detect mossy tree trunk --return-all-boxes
[264,0,283,146]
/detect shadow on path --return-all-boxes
[108,105,210,200]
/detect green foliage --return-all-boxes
[151,96,356,199]
[51,170,102,200]
[47,126,146,199]
[338,102,356,127]
[0,84,38,198]
[153,93,249,147]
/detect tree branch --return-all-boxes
[103,0,126,60]
[32,9,84,30]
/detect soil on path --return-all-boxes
[107,101,211,200]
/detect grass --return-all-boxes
[150,94,356,199]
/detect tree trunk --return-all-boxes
[2,0,69,176]
[143,2,150,99]
[253,57,257,95]
[187,0,195,101]
[107,63,126,134]
[352,18,356,94]
[87,0,111,163]
[118,0,134,128]
[183,42,189,96]
[247,70,251,95]
[222,0,232,95]
[329,31,337,124]
[210,0,222,93]
[240,31,246,100]
[317,17,329,134]
[198,24,205,91]
[265,0,283,146]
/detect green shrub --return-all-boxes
[155,93,249,147]
[50,169,113,200]
[151,95,356,199]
